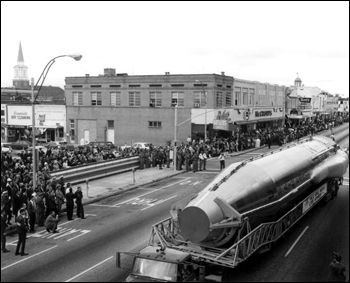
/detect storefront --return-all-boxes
[6,105,66,143]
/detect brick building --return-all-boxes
[65,69,286,145]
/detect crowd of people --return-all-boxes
[1,116,347,252]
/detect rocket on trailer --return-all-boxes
[178,136,348,247]
[117,136,348,282]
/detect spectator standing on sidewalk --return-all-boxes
[65,188,75,221]
[75,186,85,219]
[28,193,37,233]
[218,151,227,171]
[36,192,45,226]
[1,209,10,253]
[15,208,28,256]
[55,186,65,217]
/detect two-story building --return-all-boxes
[65,69,286,145]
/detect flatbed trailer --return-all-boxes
[117,178,338,282]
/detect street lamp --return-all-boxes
[196,80,207,143]
[31,54,82,190]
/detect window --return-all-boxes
[110,92,121,106]
[91,92,102,106]
[107,120,114,128]
[234,87,241,106]
[72,85,82,88]
[70,119,75,141]
[226,92,232,107]
[216,92,223,107]
[149,84,162,87]
[109,85,121,88]
[149,121,162,128]
[171,92,184,107]
[193,91,206,107]
[242,88,248,105]
[171,84,184,87]
[90,85,101,88]
[129,85,141,88]
[150,92,162,107]
[249,88,255,105]
[73,92,83,106]
[129,92,141,106]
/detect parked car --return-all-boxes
[87,141,115,149]
[1,142,12,153]
[7,140,32,151]
[46,141,68,149]
[132,142,151,149]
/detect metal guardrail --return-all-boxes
[49,156,140,184]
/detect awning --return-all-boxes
[29,125,63,129]
[234,120,258,125]
[257,117,284,123]
[287,115,305,119]
[302,112,316,118]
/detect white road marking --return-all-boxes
[141,195,178,211]
[285,226,309,257]
[67,230,91,241]
[1,245,58,271]
[65,256,113,282]
[113,177,191,207]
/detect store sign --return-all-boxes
[39,114,46,122]
[255,111,272,117]
[299,98,311,103]
[213,119,229,131]
[7,106,33,126]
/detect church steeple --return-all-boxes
[13,41,29,88]
[17,41,24,63]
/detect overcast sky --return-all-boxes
[1,1,349,96]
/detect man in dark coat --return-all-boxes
[65,188,75,221]
[1,209,10,253]
[74,186,85,219]
[15,208,28,256]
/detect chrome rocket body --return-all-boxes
[177,136,348,247]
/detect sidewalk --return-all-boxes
[4,146,264,236]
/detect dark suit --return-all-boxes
[15,214,27,255]
[65,192,75,220]
[75,190,84,219]
[1,214,8,252]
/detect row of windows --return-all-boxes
[72,84,232,88]
[72,91,260,107]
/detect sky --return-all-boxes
[1,1,349,96]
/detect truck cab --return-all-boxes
[118,246,203,282]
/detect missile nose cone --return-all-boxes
[179,206,210,243]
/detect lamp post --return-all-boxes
[31,54,82,190]
[173,104,178,171]
[196,80,207,143]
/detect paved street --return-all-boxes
[1,127,349,282]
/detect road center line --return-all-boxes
[65,256,113,282]
[285,226,309,257]
[1,245,58,271]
